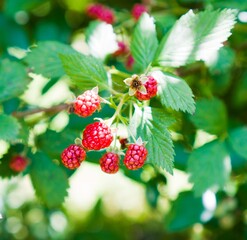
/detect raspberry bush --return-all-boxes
[0,0,246,238]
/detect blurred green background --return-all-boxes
[0,0,247,239]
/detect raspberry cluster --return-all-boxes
[61,77,154,174]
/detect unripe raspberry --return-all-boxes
[135,76,158,101]
[86,4,115,24]
[82,122,113,150]
[124,143,148,170]
[131,4,148,21]
[74,87,101,117]
[9,155,28,172]
[100,152,119,174]
[61,144,86,169]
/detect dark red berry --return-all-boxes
[61,144,86,169]
[135,76,158,101]
[74,88,101,117]
[82,122,113,150]
[124,144,148,170]
[100,152,119,174]
[131,4,148,21]
[86,4,115,24]
[9,155,28,172]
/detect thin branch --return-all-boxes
[12,103,71,118]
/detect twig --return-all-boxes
[12,103,71,118]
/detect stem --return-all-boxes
[12,103,71,118]
[107,94,128,126]
[108,68,131,79]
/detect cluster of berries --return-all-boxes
[86,3,148,24]
[86,3,148,70]
[61,75,157,174]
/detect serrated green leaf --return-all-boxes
[86,21,118,60]
[37,129,78,159]
[190,98,227,136]
[30,152,69,208]
[155,9,237,67]
[152,71,195,114]
[165,191,204,231]
[228,127,247,159]
[25,41,77,78]
[0,114,20,141]
[60,53,109,91]
[188,140,231,196]
[131,13,158,72]
[0,60,28,102]
[130,106,175,174]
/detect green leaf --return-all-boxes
[165,191,204,231]
[37,129,78,159]
[131,13,158,72]
[152,71,195,114]
[130,106,175,174]
[155,9,237,67]
[228,127,247,159]
[30,152,69,208]
[188,140,231,196]
[190,98,227,136]
[86,21,118,60]
[0,114,20,141]
[0,60,28,102]
[25,41,77,78]
[60,53,109,91]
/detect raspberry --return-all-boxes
[124,144,148,170]
[74,88,101,117]
[9,155,28,172]
[113,41,128,57]
[135,76,158,101]
[82,122,113,150]
[61,144,86,169]
[131,4,148,21]
[100,152,119,174]
[86,4,115,24]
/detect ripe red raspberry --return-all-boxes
[9,155,28,172]
[113,41,129,57]
[74,87,101,117]
[100,152,119,174]
[131,4,148,21]
[82,122,113,150]
[124,144,148,170]
[61,144,86,169]
[86,4,115,24]
[135,76,158,101]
